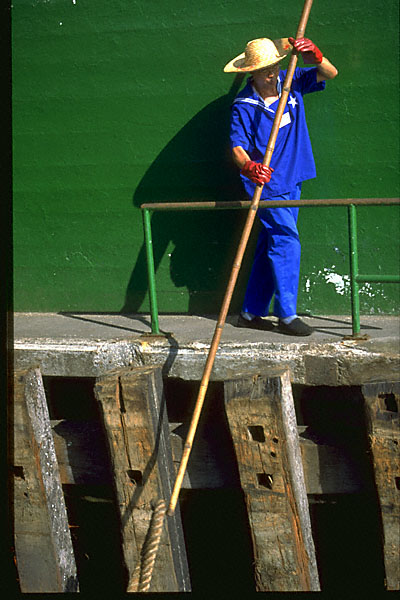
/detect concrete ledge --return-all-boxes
[14,339,144,378]
[13,314,400,384]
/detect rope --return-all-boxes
[127,498,167,593]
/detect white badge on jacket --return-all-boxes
[279,112,291,129]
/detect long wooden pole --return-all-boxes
[167,0,314,516]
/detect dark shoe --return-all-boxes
[277,317,313,336]
[236,314,274,331]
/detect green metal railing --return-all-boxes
[141,198,399,337]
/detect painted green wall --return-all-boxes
[13,0,399,314]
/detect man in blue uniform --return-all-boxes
[224,37,338,335]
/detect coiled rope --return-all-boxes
[127,498,167,593]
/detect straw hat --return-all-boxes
[223,37,292,73]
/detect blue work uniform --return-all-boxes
[230,67,325,318]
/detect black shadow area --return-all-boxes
[121,74,258,315]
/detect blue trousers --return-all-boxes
[242,184,302,319]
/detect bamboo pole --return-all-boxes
[167,0,315,517]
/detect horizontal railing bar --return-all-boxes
[141,198,399,211]
[356,274,400,283]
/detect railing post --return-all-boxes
[142,208,160,334]
[348,204,361,336]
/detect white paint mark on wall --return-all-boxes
[306,265,389,307]
[323,269,350,296]
[65,252,94,267]
[360,282,376,298]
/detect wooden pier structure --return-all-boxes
[9,364,399,592]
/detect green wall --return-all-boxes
[13,0,399,315]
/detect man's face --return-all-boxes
[252,63,281,88]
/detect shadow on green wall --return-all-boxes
[121,74,259,315]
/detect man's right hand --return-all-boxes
[241,160,274,185]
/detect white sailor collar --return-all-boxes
[234,74,297,115]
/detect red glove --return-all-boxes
[241,161,273,185]
[288,37,323,64]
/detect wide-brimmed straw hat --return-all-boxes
[223,37,292,73]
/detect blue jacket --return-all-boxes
[230,67,326,198]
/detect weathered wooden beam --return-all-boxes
[12,367,79,593]
[94,365,190,593]
[169,423,365,494]
[361,382,400,591]
[223,369,320,592]
[298,425,365,495]
[50,417,366,494]
[50,419,112,485]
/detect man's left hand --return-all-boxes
[288,37,323,64]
